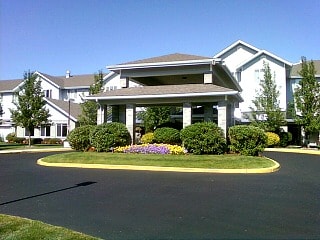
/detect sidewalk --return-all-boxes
[265,147,320,155]
[0,147,73,154]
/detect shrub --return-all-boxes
[14,137,26,144]
[180,122,226,155]
[278,131,293,147]
[228,125,267,156]
[90,122,131,152]
[24,138,43,145]
[67,125,95,151]
[265,132,280,147]
[42,138,63,144]
[153,127,181,145]
[6,133,16,143]
[141,132,154,144]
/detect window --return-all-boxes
[25,127,34,137]
[254,69,265,83]
[41,125,51,137]
[43,90,52,98]
[57,123,68,137]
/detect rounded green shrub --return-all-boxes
[228,125,267,156]
[141,132,154,144]
[67,125,95,151]
[6,132,16,143]
[90,122,131,152]
[278,131,293,147]
[180,122,226,155]
[153,127,181,145]
[265,132,280,147]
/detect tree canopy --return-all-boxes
[293,57,320,138]
[78,70,104,126]
[10,71,50,146]
[138,106,172,132]
[248,62,286,132]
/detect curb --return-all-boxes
[37,158,280,174]
[265,148,320,155]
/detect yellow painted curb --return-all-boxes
[37,158,280,174]
[265,148,320,155]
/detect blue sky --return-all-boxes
[1,0,319,80]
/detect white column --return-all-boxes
[183,102,192,128]
[126,104,136,144]
[97,103,107,125]
[218,101,227,137]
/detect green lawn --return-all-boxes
[0,214,101,240]
[42,152,275,169]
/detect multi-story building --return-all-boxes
[1,40,319,144]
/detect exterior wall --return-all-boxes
[0,92,16,121]
[38,76,61,100]
[63,88,90,103]
[239,56,287,114]
[220,45,257,74]
[15,103,76,139]
[103,74,141,92]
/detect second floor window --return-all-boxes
[43,90,52,98]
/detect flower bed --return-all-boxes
[114,144,186,155]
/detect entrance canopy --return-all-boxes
[86,53,243,142]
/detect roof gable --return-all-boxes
[214,40,260,58]
[236,50,292,70]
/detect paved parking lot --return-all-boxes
[0,151,319,239]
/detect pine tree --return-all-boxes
[10,71,50,146]
[249,62,286,132]
[294,57,320,142]
[78,70,104,126]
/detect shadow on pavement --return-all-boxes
[0,181,97,206]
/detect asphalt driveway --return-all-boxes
[0,151,319,239]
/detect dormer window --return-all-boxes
[44,90,52,98]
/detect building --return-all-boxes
[0,71,95,141]
[1,40,319,144]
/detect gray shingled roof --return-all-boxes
[46,98,82,120]
[0,72,97,92]
[39,72,96,88]
[290,60,320,77]
[93,84,236,98]
[0,79,23,92]
[120,53,212,65]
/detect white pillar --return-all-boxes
[218,101,227,137]
[183,102,192,128]
[97,103,107,125]
[126,104,136,144]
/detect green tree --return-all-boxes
[10,71,50,146]
[138,106,171,132]
[248,62,286,132]
[78,70,104,126]
[293,57,320,142]
[0,102,4,122]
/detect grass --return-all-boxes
[0,143,63,151]
[42,152,275,169]
[0,214,101,240]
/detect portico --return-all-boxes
[87,53,243,143]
